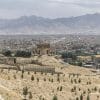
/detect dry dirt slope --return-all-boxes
[0,63,99,100]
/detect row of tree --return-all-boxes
[2,50,32,57]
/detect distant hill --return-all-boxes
[0,13,100,35]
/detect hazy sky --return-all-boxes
[0,0,100,19]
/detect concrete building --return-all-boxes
[35,43,51,55]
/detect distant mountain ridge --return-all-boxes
[0,13,100,35]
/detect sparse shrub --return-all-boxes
[22,70,24,74]
[71,79,73,84]
[29,92,33,99]
[8,76,10,80]
[99,89,100,93]
[44,78,46,81]
[63,80,65,82]
[76,97,79,100]
[74,79,77,84]
[97,95,99,100]
[80,94,83,100]
[28,71,30,75]
[78,78,81,83]
[79,88,81,91]
[83,91,86,95]
[16,70,18,73]
[8,68,10,73]
[71,88,74,92]
[37,78,39,82]
[42,98,45,100]
[21,74,24,79]
[51,72,54,75]
[51,79,53,82]
[45,73,47,75]
[57,77,60,82]
[57,87,59,91]
[87,82,89,85]
[1,69,3,73]
[57,73,60,77]
[60,86,62,91]
[41,72,43,75]
[94,87,97,92]
[31,75,34,81]
[69,74,71,78]
[87,95,90,100]
[52,95,58,100]
[73,74,75,77]
[87,88,91,94]
[13,74,16,79]
[73,86,76,91]
[49,78,50,82]
[34,71,36,74]
[23,86,28,100]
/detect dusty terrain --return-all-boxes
[0,56,99,100]
[0,66,99,100]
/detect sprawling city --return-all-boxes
[0,34,99,100]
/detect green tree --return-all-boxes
[21,74,24,79]
[3,50,12,56]
[80,94,83,100]
[23,86,28,100]
[76,97,79,100]
[53,95,58,100]
[51,79,53,82]
[57,77,60,82]
[29,92,33,99]
[44,78,46,81]
[78,78,81,83]
[87,95,90,100]
[37,78,39,82]
[15,50,31,57]
[60,86,62,91]
[31,75,34,81]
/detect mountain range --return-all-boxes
[0,13,100,35]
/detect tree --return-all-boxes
[94,87,97,92]
[29,92,33,99]
[57,77,60,82]
[21,74,24,79]
[74,79,77,84]
[51,79,53,82]
[52,95,58,100]
[80,94,83,100]
[28,71,30,75]
[71,79,73,84]
[44,78,46,81]
[13,74,16,79]
[87,95,90,100]
[3,50,12,56]
[23,86,28,100]
[78,78,81,83]
[76,97,79,100]
[15,50,31,57]
[31,75,34,81]
[37,78,39,82]
[62,52,77,60]
[60,86,62,91]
